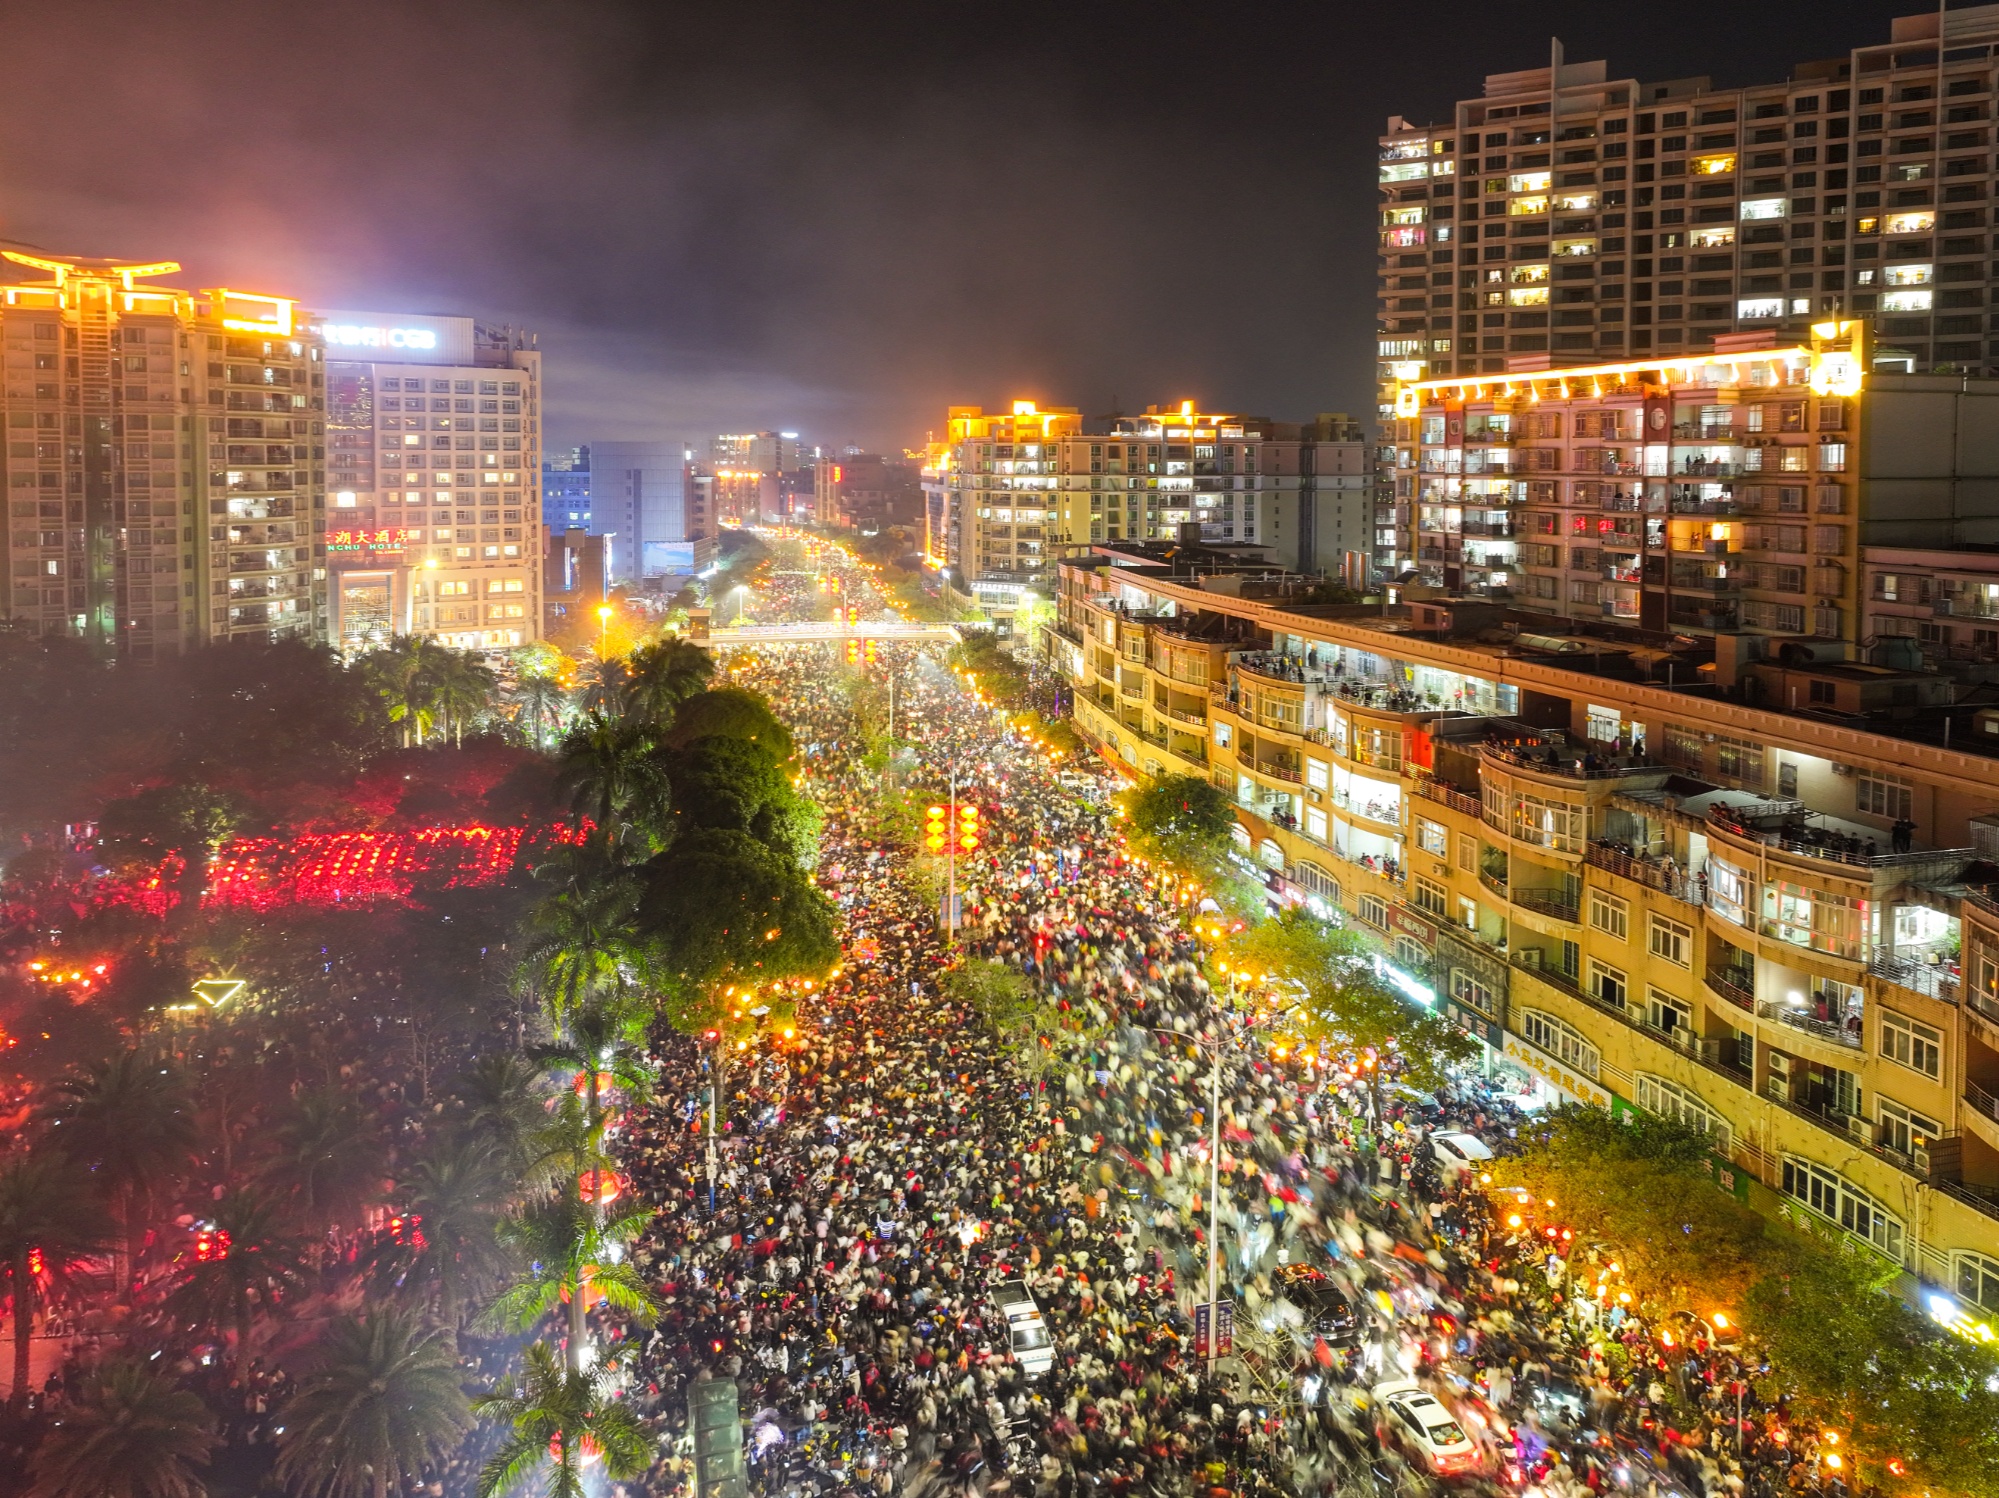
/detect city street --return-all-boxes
[610,547,1772,1498]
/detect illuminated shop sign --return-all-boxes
[314,310,476,364]
[328,527,412,553]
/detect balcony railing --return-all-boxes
[1481,741,1661,780]
[1704,968,1757,1013]
[1413,778,1483,818]
[1705,804,1976,871]
[1512,888,1582,924]
[1585,842,1705,905]
[1245,758,1303,785]
[1970,1079,1999,1127]
[1757,998,1863,1050]
[1164,705,1209,727]
[1868,952,1960,1005]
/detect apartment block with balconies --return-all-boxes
[1055,544,1999,1329]
[1378,7,1999,585]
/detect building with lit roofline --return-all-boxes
[0,249,328,660]
[318,311,542,651]
[1375,5,1999,576]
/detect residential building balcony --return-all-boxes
[1757,996,1863,1050]
[1480,738,1662,780]
[1704,967,1757,1013]
[1513,887,1582,924]
[1585,841,1705,906]
[1868,952,1960,1005]
[1413,777,1483,818]
[1704,802,1973,871]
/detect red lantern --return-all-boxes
[578,1169,625,1206]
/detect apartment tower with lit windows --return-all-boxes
[1375,5,1999,574]
[320,312,543,651]
[0,250,328,661]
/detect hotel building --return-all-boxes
[1056,541,1999,1330]
[1376,4,1999,573]
[0,250,327,660]
[320,311,542,651]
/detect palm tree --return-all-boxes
[454,1053,548,1170]
[274,1308,473,1498]
[170,1186,308,1383]
[0,1150,116,1403]
[369,1131,516,1329]
[515,842,650,1021]
[507,670,571,752]
[45,1050,197,1292]
[434,649,499,748]
[621,637,714,728]
[577,655,628,718]
[475,1342,651,1498]
[27,1357,216,1498]
[360,637,438,747]
[261,1087,387,1230]
[552,717,671,850]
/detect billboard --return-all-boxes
[312,310,476,365]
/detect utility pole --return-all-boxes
[946,763,958,944]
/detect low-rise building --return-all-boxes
[1057,542,1999,1327]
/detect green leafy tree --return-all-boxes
[45,1050,197,1292]
[1221,909,1475,1105]
[663,736,822,868]
[455,1053,550,1170]
[662,686,795,760]
[170,1186,309,1382]
[0,1150,117,1403]
[475,1342,652,1498]
[505,653,572,751]
[576,656,628,718]
[489,1189,658,1370]
[27,1357,216,1498]
[433,649,499,748]
[639,827,840,1007]
[273,1308,474,1498]
[360,636,449,747]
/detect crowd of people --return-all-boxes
[604,553,1855,1498]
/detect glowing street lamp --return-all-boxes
[597,604,614,654]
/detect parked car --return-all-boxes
[1275,1262,1363,1346]
[1370,1378,1483,1477]
[990,1279,1055,1377]
[1429,1129,1494,1177]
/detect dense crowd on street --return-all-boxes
[608,552,1859,1498]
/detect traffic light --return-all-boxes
[925,805,947,852]
[958,802,980,852]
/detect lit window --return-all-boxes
[1509,287,1550,306]
[1740,198,1787,220]
[1510,195,1550,216]
[1855,216,1880,235]
[1508,171,1552,193]
[1883,263,1933,285]
[1737,297,1786,319]
[1855,269,1877,285]
[1882,289,1933,312]
[1510,264,1549,284]
[1555,192,1598,212]
[1379,161,1431,182]
[1384,205,1426,225]
[1693,153,1737,175]
[1885,211,1936,233]
[1384,227,1425,247]
[1552,238,1597,257]
[1692,226,1737,248]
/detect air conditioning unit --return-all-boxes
[1516,949,1543,970]
[1765,1076,1791,1103]
[1846,1114,1873,1145]
[1307,789,1323,803]
[1829,762,1855,778]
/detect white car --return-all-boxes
[1429,1130,1494,1176]
[991,1279,1055,1377]
[1370,1378,1482,1477]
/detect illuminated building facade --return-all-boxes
[921,402,1375,588]
[1056,547,1999,1330]
[321,312,542,651]
[1376,6,1999,575]
[0,251,326,660]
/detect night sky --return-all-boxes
[0,0,1915,455]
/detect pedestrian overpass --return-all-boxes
[703,620,962,645]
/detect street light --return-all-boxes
[597,604,613,654]
[733,585,749,625]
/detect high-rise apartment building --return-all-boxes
[1376,6,1999,573]
[0,251,328,661]
[920,402,1376,590]
[320,311,542,651]
[709,431,807,523]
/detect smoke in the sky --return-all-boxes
[0,0,1904,452]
